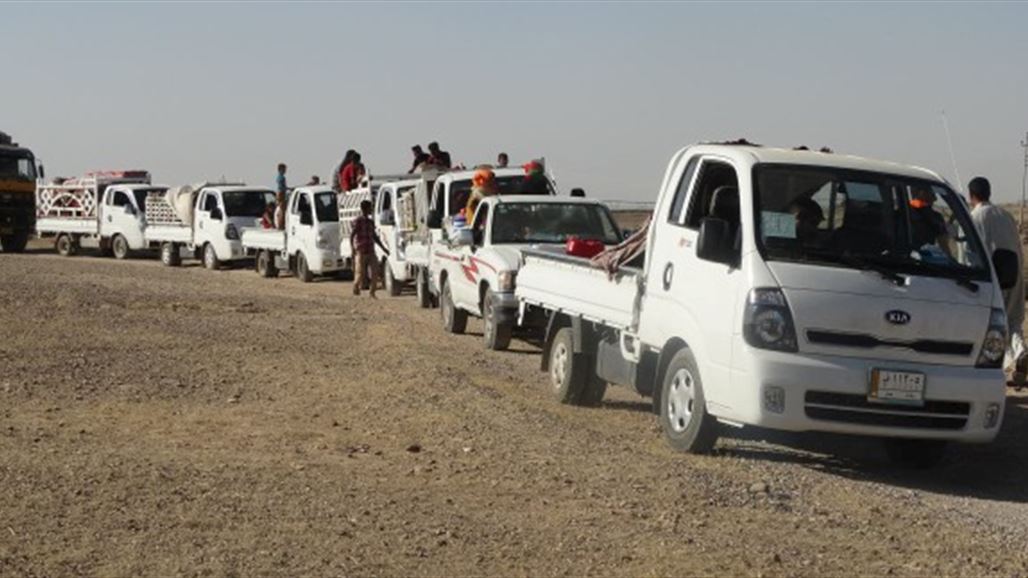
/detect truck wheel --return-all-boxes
[0,232,28,253]
[160,242,181,267]
[416,268,432,309]
[883,439,948,469]
[385,261,401,297]
[659,348,719,454]
[256,250,275,277]
[203,243,221,271]
[440,279,467,334]
[111,234,130,260]
[549,327,587,404]
[56,234,76,257]
[296,252,313,283]
[482,289,513,351]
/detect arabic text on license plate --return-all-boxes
[870,369,925,405]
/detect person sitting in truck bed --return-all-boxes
[465,167,497,218]
[518,160,549,195]
[260,202,276,229]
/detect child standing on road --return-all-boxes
[350,200,390,297]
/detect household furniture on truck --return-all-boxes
[431,195,621,350]
[516,143,1018,467]
[241,185,343,281]
[35,170,166,259]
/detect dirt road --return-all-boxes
[3,241,1028,577]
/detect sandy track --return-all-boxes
[3,240,1028,577]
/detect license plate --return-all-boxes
[869,369,925,405]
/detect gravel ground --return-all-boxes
[2,239,1028,577]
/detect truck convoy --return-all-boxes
[36,170,166,259]
[240,185,343,281]
[516,143,1017,466]
[432,195,622,350]
[0,131,41,253]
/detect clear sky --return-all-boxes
[3,2,1027,202]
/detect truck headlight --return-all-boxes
[976,308,1007,368]
[743,288,798,352]
[498,271,517,292]
[225,224,240,241]
[316,232,329,249]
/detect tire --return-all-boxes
[385,261,401,297]
[56,234,76,257]
[160,242,181,267]
[549,327,587,404]
[203,243,221,270]
[416,268,432,309]
[659,348,719,454]
[482,289,513,351]
[256,250,278,278]
[440,279,467,334]
[296,252,313,283]
[883,439,948,469]
[0,232,29,253]
[111,234,130,260]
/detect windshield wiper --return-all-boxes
[798,248,907,286]
[873,253,980,293]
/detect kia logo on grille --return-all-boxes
[885,310,911,325]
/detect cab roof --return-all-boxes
[202,185,273,194]
[687,143,946,183]
[438,167,529,182]
[487,194,607,206]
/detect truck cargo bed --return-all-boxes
[145,224,192,244]
[240,228,285,251]
[35,217,98,235]
[517,247,641,330]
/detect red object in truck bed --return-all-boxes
[565,236,605,258]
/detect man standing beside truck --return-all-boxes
[350,200,389,298]
[968,176,1026,388]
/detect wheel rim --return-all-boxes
[58,237,69,254]
[114,237,126,258]
[667,368,696,433]
[442,286,452,325]
[205,245,215,268]
[484,295,494,336]
[162,245,171,264]
[551,342,569,390]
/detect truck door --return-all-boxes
[195,191,218,246]
[454,202,490,309]
[641,154,743,398]
[291,191,316,259]
[375,185,395,255]
[104,188,144,247]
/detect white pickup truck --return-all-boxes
[517,143,1018,466]
[240,185,343,281]
[146,184,276,269]
[36,171,167,259]
[405,167,556,308]
[375,177,423,296]
[432,195,621,350]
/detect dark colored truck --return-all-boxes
[0,131,40,252]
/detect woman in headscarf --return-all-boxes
[465,167,497,219]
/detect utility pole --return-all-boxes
[1021,131,1028,227]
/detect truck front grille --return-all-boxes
[806,330,974,356]
[803,391,970,430]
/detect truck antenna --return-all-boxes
[939,110,963,190]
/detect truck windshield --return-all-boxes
[0,152,36,181]
[491,203,621,245]
[315,192,338,222]
[754,164,990,281]
[223,190,276,217]
[447,175,547,216]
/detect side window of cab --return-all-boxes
[202,192,218,212]
[471,202,490,246]
[666,157,700,226]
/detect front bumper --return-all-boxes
[491,291,519,323]
[312,249,345,273]
[723,345,1006,443]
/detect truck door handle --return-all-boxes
[662,262,674,291]
[291,227,295,235]
[106,216,112,223]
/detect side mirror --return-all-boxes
[300,210,313,226]
[426,209,442,229]
[992,248,1019,290]
[696,217,737,266]
[379,210,395,226]
[38,164,45,180]
[210,207,223,221]
[451,228,474,247]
